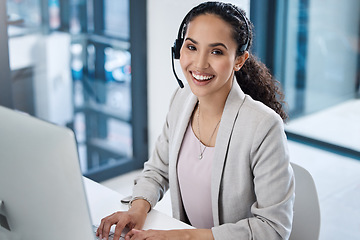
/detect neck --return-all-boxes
[197,99,224,120]
[197,82,232,119]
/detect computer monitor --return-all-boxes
[0,106,95,239]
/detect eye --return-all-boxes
[186,44,196,51]
[211,49,223,55]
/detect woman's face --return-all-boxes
[180,14,245,100]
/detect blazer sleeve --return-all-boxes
[212,112,295,240]
[131,88,180,209]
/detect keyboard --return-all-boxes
[93,225,125,240]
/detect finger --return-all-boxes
[95,226,102,239]
[97,212,116,236]
[102,213,120,239]
[97,218,105,236]
[113,219,129,240]
[125,228,142,240]
[97,218,107,237]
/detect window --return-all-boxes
[1,0,148,181]
[251,0,360,158]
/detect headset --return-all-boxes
[171,5,250,88]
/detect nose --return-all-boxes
[194,52,209,69]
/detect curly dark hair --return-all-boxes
[182,1,288,121]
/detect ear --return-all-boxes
[234,51,249,71]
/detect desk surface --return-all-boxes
[83,177,193,231]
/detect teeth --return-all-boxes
[192,73,214,81]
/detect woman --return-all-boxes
[97,2,294,239]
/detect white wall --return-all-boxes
[146,0,250,154]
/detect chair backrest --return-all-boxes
[290,162,321,240]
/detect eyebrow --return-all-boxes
[185,37,228,50]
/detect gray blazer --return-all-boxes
[132,81,295,240]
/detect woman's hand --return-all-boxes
[125,229,180,240]
[96,199,151,240]
[124,228,214,240]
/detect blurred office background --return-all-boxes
[1,0,148,181]
[0,0,359,239]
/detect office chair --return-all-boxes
[289,162,321,240]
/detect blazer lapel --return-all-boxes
[169,89,198,221]
[211,82,246,226]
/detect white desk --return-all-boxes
[83,177,193,231]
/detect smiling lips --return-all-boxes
[191,72,215,81]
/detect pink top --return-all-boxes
[177,123,214,229]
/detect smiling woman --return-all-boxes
[180,14,244,104]
[97,2,295,240]
[178,1,288,121]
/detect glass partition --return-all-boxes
[272,0,360,156]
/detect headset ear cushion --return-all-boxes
[173,38,183,59]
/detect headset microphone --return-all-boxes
[171,13,189,89]
[171,44,184,88]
